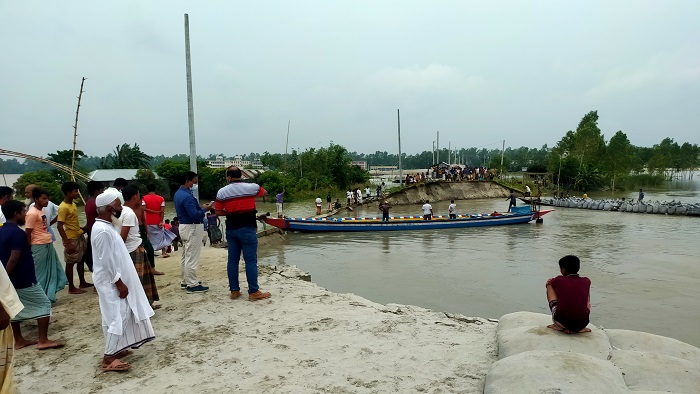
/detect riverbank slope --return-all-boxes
[385,181,512,205]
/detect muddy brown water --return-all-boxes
[257,181,700,347]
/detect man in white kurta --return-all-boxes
[92,193,154,372]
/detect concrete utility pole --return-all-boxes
[397,109,403,187]
[436,131,440,164]
[184,13,198,200]
[500,140,505,176]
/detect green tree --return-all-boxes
[154,160,190,197]
[571,111,605,169]
[12,170,65,204]
[102,143,153,169]
[47,149,86,167]
[647,138,678,178]
[131,169,169,197]
[601,131,634,190]
[196,165,226,200]
[575,165,603,192]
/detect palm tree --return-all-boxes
[575,165,603,191]
[108,143,152,169]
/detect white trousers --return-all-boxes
[180,223,203,286]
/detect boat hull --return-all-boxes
[264,210,551,232]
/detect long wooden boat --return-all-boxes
[262,206,553,232]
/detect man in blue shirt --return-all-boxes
[173,171,211,293]
[0,200,63,350]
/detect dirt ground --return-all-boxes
[13,238,497,393]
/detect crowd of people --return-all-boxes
[403,166,495,185]
[0,165,271,386]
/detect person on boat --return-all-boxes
[315,197,322,215]
[379,201,391,222]
[421,200,433,220]
[356,189,363,205]
[506,191,517,212]
[546,255,591,334]
[448,200,457,219]
[525,185,531,197]
[346,190,352,206]
[334,199,342,210]
[326,193,332,212]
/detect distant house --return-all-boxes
[351,161,367,170]
[208,155,264,169]
[88,169,160,187]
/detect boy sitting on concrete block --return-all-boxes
[546,255,592,334]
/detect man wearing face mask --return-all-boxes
[173,171,211,293]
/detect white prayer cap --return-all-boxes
[96,192,119,207]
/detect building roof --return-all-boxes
[88,169,159,182]
[241,169,265,179]
[0,174,21,188]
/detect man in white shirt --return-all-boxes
[422,200,433,220]
[92,192,155,372]
[119,186,159,308]
[448,200,457,219]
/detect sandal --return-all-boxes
[102,359,131,372]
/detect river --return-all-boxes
[49,179,699,347]
[257,179,700,347]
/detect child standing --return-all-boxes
[546,255,591,334]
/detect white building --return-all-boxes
[207,155,263,169]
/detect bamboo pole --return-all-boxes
[71,77,86,181]
[0,149,91,182]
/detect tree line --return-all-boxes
[3,111,698,200]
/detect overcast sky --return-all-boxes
[1,1,698,159]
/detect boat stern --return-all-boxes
[263,217,288,230]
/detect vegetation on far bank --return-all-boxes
[4,111,699,202]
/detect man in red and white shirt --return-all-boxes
[214,167,271,302]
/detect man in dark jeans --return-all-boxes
[214,167,271,302]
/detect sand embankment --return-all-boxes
[13,241,497,393]
[13,235,699,393]
[385,181,511,205]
